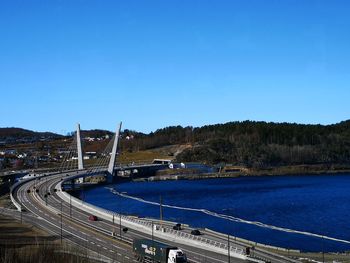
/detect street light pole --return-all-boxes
[160,195,163,228]
[152,221,154,263]
[228,234,231,263]
[119,213,122,240]
[60,198,63,244]
[322,235,325,263]
[69,194,72,219]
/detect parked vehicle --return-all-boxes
[133,238,187,263]
[88,215,98,221]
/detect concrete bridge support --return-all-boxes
[77,123,84,170]
[106,122,122,183]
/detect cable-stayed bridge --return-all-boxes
[59,122,167,185]
[7,122,301,263]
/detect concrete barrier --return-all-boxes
[204,228,300,253]
[56,180,248,260]
[10,183,22,211]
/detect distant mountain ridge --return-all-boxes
[2,119,350,168]
[0,127,115,142]
[0,127,62,140]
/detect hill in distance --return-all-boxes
[0,127,63,140]
[2,120,350,169]
[119,119,350,168]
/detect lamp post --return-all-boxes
[160,195,163,227]
[322,234,325,263]
[60,196,63,244]
[152,221,155,263]
[119,213,122,240]
[69,194,72,219]
[228,234,231,263]
[112,214,116,238]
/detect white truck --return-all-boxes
[133,238,187,263]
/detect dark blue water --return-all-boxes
[83,175,350,252]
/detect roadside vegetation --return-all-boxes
[0,214,98,263]
[0,243,97,263]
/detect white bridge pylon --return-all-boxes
[76,123,84,170]
[75,122,122,182]
[107,122,122,182]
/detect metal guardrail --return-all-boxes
[19,170,299,263]
[11,170,301,263]
[56,178,248,260]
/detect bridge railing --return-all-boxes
[10,180,25,211]
[56,179,247,260]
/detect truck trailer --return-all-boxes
[133,239,187,263]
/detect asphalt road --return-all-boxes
[12,171,300,263]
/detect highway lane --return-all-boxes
[14,172,300,263]
[15,172,243,263]
[15,176,133,263]
[43,175,244,263]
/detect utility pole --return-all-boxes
[322,235,325,263]
[152,221,154,263]
[228,234,231,263]
[112,214,115,237]
[160,195,163,227]
[69,194,72,219]
[119,213,122,240]
[60,198,63,244]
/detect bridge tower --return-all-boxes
[76,123,84,170]
[106,122,122,183]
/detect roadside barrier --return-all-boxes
[56,180,248,260]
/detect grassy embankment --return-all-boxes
[0,181,102,263]
[0,209,100,263]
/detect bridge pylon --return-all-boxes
[106,122,122,183]
[76,123,84,170]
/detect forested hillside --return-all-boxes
[120,120,350,168]
[0,128,62,141]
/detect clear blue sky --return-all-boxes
[1,0,349,134]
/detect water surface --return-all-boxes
[83,174,350,252]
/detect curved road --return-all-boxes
[13,171,300,263]
[13,172,245,263]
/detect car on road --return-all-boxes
[191,229,201,235]
[173,223,182,230]
[88,215,98,221]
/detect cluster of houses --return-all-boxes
[0,148,59,170]
[0,135,57,146]
[0,132,132,170]
[83,135,110,142]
